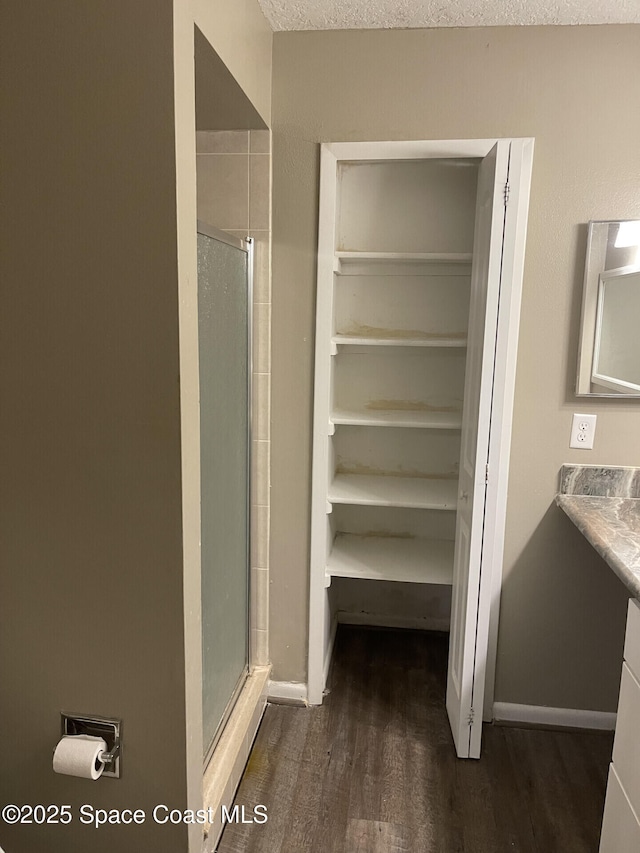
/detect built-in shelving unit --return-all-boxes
[313,156,477,594]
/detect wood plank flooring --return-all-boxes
[217,626,613,853]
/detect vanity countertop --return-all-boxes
[556,493,640,599]
[556,464,640,600]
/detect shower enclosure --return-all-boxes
[197,222,252,764]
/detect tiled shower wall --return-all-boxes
[196,130,271,668]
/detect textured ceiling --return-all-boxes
[258,0,640,31]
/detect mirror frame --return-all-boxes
[576,219,640,398]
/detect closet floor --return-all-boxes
[217,626,612,853]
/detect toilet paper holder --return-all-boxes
[61,713,121,778]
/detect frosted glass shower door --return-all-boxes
[198,223,251,761]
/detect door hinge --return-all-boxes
[485,464,489,485]
[504,181,510,205]
[467,707,475,726]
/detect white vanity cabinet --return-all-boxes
[599,598,640,852]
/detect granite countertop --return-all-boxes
[556,494,640,598]
[556,465,640,600]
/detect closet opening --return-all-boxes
[309,140,533,759]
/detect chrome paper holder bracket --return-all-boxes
[61,713,122,778]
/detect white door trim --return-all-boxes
[308,144,339,705]
[326,139,505,161]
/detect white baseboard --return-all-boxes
[337,610,450,632]
[493,701,616,731]
[267,680,308,706]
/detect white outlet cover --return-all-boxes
[570,413,597,449]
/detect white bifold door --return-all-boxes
[446,141,518,759]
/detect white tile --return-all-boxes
[196,153,249,231]
[251,628,269,666]
[250,130,271,154]
[252,302,271,374]
[251,439,270,507]
[249,155,270,231]
[249,231,271,304]
[252,371,270,442]
[251,568,269,631]
[197,130,249,154]
[251,503,270,569]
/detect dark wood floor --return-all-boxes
[218,626,612,853]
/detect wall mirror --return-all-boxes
[576,219,640,396]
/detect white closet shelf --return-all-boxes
[336,251,473,263]
[331,406,462,430]
[328,473,458,510]
[334,252,473,277]
[327,533,454,585]
[332,333,467,348]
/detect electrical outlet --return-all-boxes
[570,413,597,449]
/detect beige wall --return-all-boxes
[193,0,272,125]
[270,25,640,711]
[0,3,188,852]
[0,2,272,850]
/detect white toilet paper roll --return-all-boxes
[53,734,107,780]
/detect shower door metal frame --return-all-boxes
[197,220,254,767]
